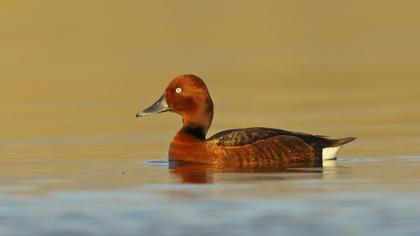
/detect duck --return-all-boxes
[136,74,356,167]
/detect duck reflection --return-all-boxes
[169,160,323,184]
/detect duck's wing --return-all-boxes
[207,127,345,147]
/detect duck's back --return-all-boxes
[208,127,331,147]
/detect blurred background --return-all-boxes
[1,0,420,157]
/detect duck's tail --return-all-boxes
[322,137,357,161]
[331,137,357,147]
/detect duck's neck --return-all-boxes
[176,118,211,143]
[175,100,213,142]
[178,125,207,141]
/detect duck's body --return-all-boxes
[137,74,356,167]
[170,127,355,167]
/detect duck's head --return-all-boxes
[136,74,214,136]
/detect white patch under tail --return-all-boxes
[322,146,342,161]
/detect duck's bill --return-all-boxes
[136,94,170,117]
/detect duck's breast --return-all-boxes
[169,140,225,164]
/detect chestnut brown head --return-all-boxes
[137,74,214,135]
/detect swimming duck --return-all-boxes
[136,74,355,167]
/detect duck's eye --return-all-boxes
[175,87,182,93]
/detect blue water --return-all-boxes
[1,186,419,236]
[0,157,420,236]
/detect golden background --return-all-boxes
[1,0,419,162]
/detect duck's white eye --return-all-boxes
[175,87,182,93]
